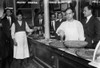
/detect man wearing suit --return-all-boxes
[55,12,65,40]
[0,18,7,68]
[34,13,44,36]
[1,9,15,68]
[55,12,65,31]
[82,5,100,48]
[50,14,56,36]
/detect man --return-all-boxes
[82,5,100,48]
[37,13,44,36]
[61,11,66,21]
[56,8,85,41]
[55,12,65,31]
[50,13,56,36]
[55,12,65,40]
[1,9,15,68]
[0,18,8,68]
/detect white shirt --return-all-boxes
[59,19,62,22]
[56,20,85,41]
[18,21,22,26]
[51,20,55,30]
[7,16,11,25]
[39,19,43,25]
[86,14,92,23]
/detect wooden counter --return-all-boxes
[28,38,96,68]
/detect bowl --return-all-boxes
[64,41,88,48]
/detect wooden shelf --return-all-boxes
[17,8,32,10]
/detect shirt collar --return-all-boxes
[7,16,11,19]
[87,14,92,21]
[59,19,62,21]
[7,15,11,17]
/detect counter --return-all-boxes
[28,38,96,68]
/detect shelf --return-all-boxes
[17,8,32,10]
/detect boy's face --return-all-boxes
[17,14,22,21]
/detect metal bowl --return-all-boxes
[64,41,88,48]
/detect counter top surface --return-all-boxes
[28,38,95,68]
[33,38,94,60]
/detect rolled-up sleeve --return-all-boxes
[25,22,33,32]
[11,23,15,39]
[56,22,65,35]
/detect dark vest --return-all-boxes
[15,20,26,32]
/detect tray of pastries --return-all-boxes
[64,41,88,48]
[75,49,94,59]
[49,40,65,48]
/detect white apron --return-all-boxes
[14,31,29,59]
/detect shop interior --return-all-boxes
[0,0,100,68]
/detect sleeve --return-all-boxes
[94,18,100,41]
[56,22,65,36]
[25,22,33,32]
[78,22,85,41]
[11,23,15,39]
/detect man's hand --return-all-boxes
[0,23,2,27]
[57,30,65,38]
[13,39,17,46]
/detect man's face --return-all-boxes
[6,10,12,16]
[58,13,62,19]
[83,7,92,17]
[51,14,55,20]
[66,9,74,21]
[38,14,42,19]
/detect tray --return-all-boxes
[49,41,65,48]
[76,49,94,59]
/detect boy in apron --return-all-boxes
[11,12,34,68]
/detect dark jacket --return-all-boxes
[0,15,15,58]
[81,16,100,48]
[55,19,65,40]
[55,19,65,31]
[0,20,9,58]
[1,15,15,38]
[15,20,26,32]
[34,18,44,33]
